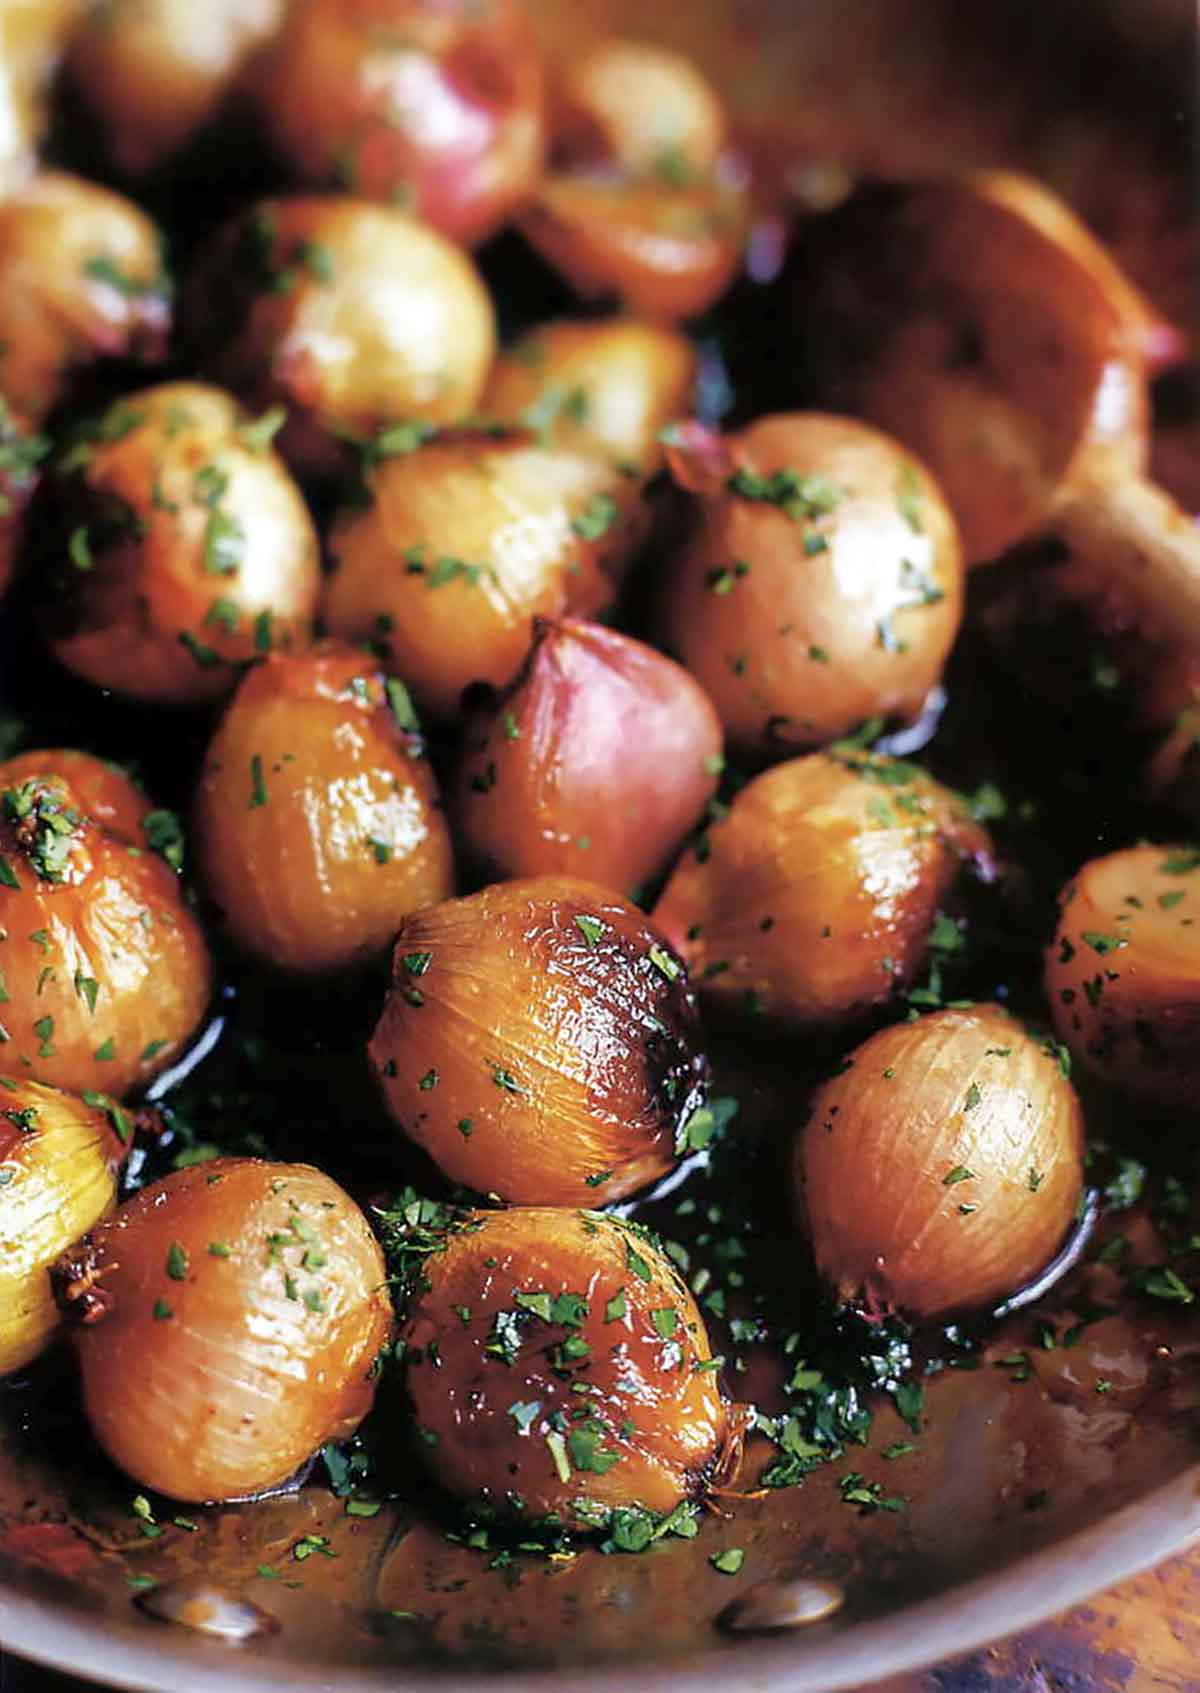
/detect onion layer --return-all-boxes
[797,1005,1085,1318]
[56,1158,393,1503]
[369,877,707,1206]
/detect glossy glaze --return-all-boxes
[0,171,168,425]
[37,382,320,706]
[324,433,648,718]
[60,1158,393,1503]
[1046,844,1200,1112]
[0,1079,123,1376]
[369,877,706,1205]
[653,752,991,1028]
[0,750,212,1097]
[799,1005,1085,1316]
[248,0,547,248]
[520,171,748,321]
[400,1206,743,1523]
[482,318,699,476]
[195,645,454,975]
[659,414,964,756]
[186,198,497,479]
[555,38,727,178]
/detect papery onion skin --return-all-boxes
[0,172,169,424]
[194,644,454,975]
[246,0,546,248]
[324,434,648,719]
[37,383,319,706]
[482,318,698,478]
[57,1158,393,1504]
[520,173,748,323]
[0,1079,125,1377]
[66,0,285,176]
[798,1005,1085,1319]
[454,617,721,896]
[554,39,726,180]
[369,876,707,1206]
[185,197,497,479]
[1045,845,1200,1112]
[0,749,212,1098]
[659,413,964,758]
[400,1206,744,1524]
[654,752,992,1030]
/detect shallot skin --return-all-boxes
[59,1158,393,1504]
[185,198,497,480]
[482,317,698,478]
[194,644,454,975]
[520,173,748,323]
[0,749,212,1098]
[369,877,707,1206]
[454,617,721,896]
[798,1005,1084,1319]
[658,413,964,758]
[1045,844,1200,1112]
[654,752,992,1030]
[246,0,546,249]
[0,1079,125,1377]
[37,382,320,706]
[400,1206,744,1524]
[324,433,648,720]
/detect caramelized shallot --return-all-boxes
[395,1205,746,1525]
[369,877,707,1205]
[0,1079,126,1377]
[1045,844,1200,1112]
[454,617,721,896]
[56,1158,393,1503]
[654,751,992,1029]
[797,1006,1084,1318]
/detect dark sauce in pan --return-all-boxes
[0,63,1198,1681]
